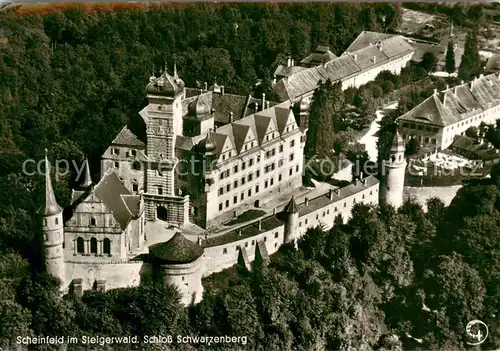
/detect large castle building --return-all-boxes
[39,31,409,305]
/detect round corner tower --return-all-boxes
[38,150,66,287]
[149,232,205,306]
[381,130,406,208]
[283,196,299,244]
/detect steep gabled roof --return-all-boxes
[93,171,134,230]
[112,126,146,148]
[254,114,272,144]
[231,123,251,153]
[343,31,394,53]
[274,107,292,135]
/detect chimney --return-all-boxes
[255,103,259,112]
[433,89,437,96]
[238,229,242,237]
[454,85,458,95]
[258,220,262,231]
[262,93,266,111]
[335,188,341,196]
[229,112,234,123]
[371,56,376,63]
[480,74,484,78]
[304,197,309,206]
[210,108,215,114]
[329,189,334,200]
[445,85,449,91]
[352,53,357,62]
[287,57,292,67]
[273,207,276,215]
[221,86,224,95]
[360,171,364,180]
[377,40,382,51]
[197,237,202,245]
[266,101,270,109]
[272,75,277,85]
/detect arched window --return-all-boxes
[77,237,84,254]
[90,238,97,254]
[391,155,396,162]
[103,238,111,255]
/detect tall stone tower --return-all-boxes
[142,63,190,223]
[283,196,299,244]
[38,149,66,286]
[381,130,406,208]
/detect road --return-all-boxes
[359,102,398,162]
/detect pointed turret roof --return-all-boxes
[283,196,299,214]
[80,157,92,189]
[38,149,62,216]
[391,130,405,152]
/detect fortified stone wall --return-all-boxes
[65,261,148,291]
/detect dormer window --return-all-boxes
[130,149,136,157]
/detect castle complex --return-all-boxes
[39,31,411,305]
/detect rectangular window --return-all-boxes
[257,154,261,163]
[242,162,246,170]
[234,196,238,204]
[219,203,223,211]
[274,232,279,238]
[279,145,284,152]
[289,153,294,161]
[218,187,224,195]
[226,184,230,192]
[278,174,282,181]
[223,248,227,254]
[256,170,260,178]
[225,200,229,208]
[249,158,254,166]
[290,139,295,148]
[289,168,293,176]
[241,177,246,185]
[270,178,274,186]
[248,189,252,197]
[234,165,239,173]
[265,180,268,188]
[296,165,299,172]
[225,170,230,177]
[234,180,238,188]
[256,185,260,193]
[248,173,253,181]
[157,186,163,195]
[241,193,244,200]
[114,162,119,169]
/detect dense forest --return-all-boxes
[0,3,499,350]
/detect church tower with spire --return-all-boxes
[381,130,406,208]
[38,150,66,287]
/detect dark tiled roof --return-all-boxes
[298,176,379,216]
[112,126,145,148]
[398,73,500,127]
[485,54,500,72]
[283,196,299,213]
[211,93,250,124]
[202,216,284,247]
[451,135,500,161]
[344,31,393,53]
[300,50,338,67]
[149,232,204,264]
[121,195,142,218]
[94,171,133,230]
[273,33,414,101]
[274,65,308,78]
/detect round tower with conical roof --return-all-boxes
[381,130,406,208]
[283,196,299,244]
[38,150,66,287]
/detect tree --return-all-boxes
[420,52,438,73]
[405,138,420,157]
[465,126,478,139]
[445,40,456,74]
[459,32,482,81]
